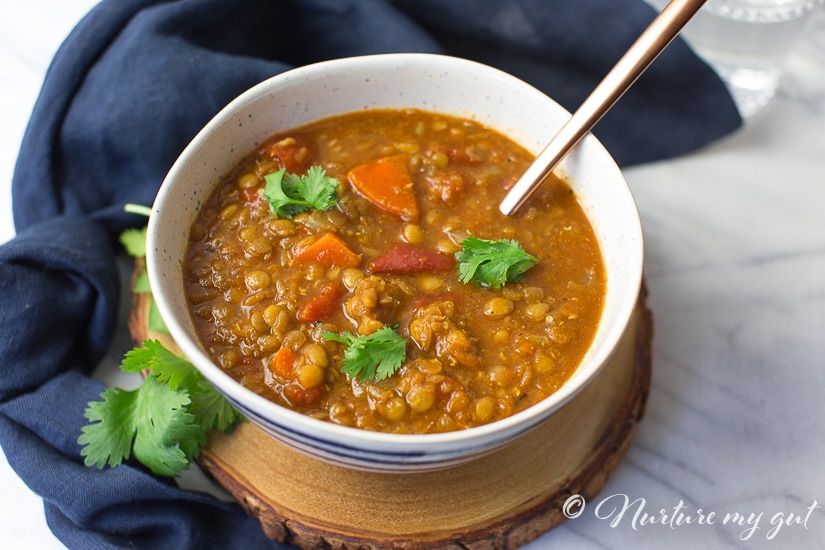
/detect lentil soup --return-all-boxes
[183,108,605,434]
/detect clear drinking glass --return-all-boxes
[646,0,824,117]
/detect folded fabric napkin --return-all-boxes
[0,0,740,547]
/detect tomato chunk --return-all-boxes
[424,173,465,205]
[266,138,307,173]
[241,186,266,207]
[293,233,361,268]
[347,154,419,220]
[298,281,344,324]
[283,383,325,406]
[368,243,455,274]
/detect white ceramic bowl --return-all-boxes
[147,53,643,473]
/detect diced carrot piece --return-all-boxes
[347,154,419,220]
[293,233,361,268]
[269,347,297,378]
[297,281,344,324]
[368,243,455,274]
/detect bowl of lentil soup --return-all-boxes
[147,53,643,472]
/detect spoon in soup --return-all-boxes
[499,0,707,216]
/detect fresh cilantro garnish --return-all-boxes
[119,227,147,257]
[132,271,151,293]
[456,236,538,289]
[124,203,153,218]
[263,165,338,219]
[147,300,169,334]
[79,376,203,476]
[122,340,197,388]
[118,208,168,334]
[123,341,241,432]
[322,326,407,382]
[83,207,241,476]
[78,340,243,476]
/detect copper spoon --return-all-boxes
[499,0,707,216]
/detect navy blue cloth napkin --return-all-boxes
[1,0,740,548]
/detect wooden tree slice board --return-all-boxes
[131,269,652,549]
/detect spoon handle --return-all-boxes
[499,0,707,216]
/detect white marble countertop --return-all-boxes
[2,2,824,548]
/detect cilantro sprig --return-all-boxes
[323,326,407,382]
[78,212,243,477]
[120,205,168,334]
[456,236,538,289]
[78,340,243,476]
[263,165,338,218]
[119,226,147,257]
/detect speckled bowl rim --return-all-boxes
[147,53,643,472]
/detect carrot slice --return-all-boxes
[368,243,455,274]
[347,154,419,220]
[293,233,361,268]
[297,281,344,323]
[269,347,297,378]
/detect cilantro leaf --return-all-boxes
[79,376,206,476]
[79,339,242,477]
[147,299,169,334]
[323,326,407,381]
[188,378,244,432]
[289,165,339,211]
[130,376,206,476]
[456,236,538,289]
[122,340,198,390]
[263,165,338,219]
[120,227,147,258]
[119,203,152,256]
[133,270,151,293]
[78,387,138,470]
[262,169,304,218]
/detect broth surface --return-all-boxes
[183,108,605,433]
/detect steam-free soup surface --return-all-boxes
[184,108,605,434]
